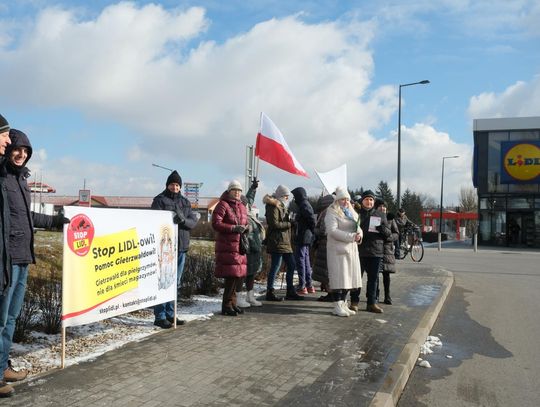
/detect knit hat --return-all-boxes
[374,198,386,208]
[166,170,182,187]
[361,189,376,200]
[274,184,290,198]
[227,179,243,192]
[334,186,350,201]
[0,114,9,133]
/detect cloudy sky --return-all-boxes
[1,0,539,206]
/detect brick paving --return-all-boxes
[6,264,451,407]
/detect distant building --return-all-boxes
[473,116,540,248]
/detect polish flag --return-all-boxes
[255,112,308,177]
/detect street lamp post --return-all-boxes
[396,80,430,210]
[438,155,459,250]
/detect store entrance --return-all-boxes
[507,211,535,246]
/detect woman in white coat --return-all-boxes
[325,187,363,317]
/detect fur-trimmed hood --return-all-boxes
[263,194,281,207]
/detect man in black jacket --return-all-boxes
[0,129,66,397]
[0,114,11,398]
[350,190,391,313]
[291,187,316,294]
[151,170,199,329]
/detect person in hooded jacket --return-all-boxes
[263,185,303,301]
[0,129,67,397]
[0,115,11,398]
[312,194,334,302]
[350,190,391,313]
[375,200,399,305]
[151,170,199,329]
[212,180,249,316]
[290,187,316,294]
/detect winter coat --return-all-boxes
[151,188,198,252]
[382,219,399,273]
[395,213,415,233]
[355,203,391,258]
[311,194,334,286]
[325,202,362,290]
[244,185,265,277]
[263,194,293,254]
[2,130,64,266]
[0,156,10,294]
[212,191,248,278]
[290,187,316,246]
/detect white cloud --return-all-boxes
[468,75,540,119]
[0,2,474,204]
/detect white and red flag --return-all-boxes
[255,112,308,177]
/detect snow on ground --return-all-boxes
[9,292,227,378]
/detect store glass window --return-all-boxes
[507,198,533,209]
[487,132,509,193]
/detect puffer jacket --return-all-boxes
[382,219,399,273]
[291,187,316,246]
[151,188,199,252]
[212,191,248,278]
[244,184,265,277]
[263,194,293,254]
[355,203,391,258]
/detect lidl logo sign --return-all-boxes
[500,141,540,184]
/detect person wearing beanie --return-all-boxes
[350,189,391,314]
[375,201,399,305]
[151,170,199,329]
[0,129,68,397]
[212,180,249,316]
[324,187,362,317]
[263,185,303,301]
[0,118,12,398]
[291,186,316,295]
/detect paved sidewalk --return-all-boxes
[7,264,452,407]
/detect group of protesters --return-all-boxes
[210,176,416,318]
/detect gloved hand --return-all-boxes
[232,225,246,234]
[53,212,70,230]
[251,178,259,189]
[174,209,186,225]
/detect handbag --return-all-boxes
[224,201,250,255]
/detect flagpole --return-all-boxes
[254,112,263,179]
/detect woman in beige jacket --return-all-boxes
[325,187,363,317]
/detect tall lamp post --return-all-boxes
[396,80,430,210]
[438,155,459,250]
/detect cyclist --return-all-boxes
[395,208,417,257]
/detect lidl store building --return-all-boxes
[473,117,540,248]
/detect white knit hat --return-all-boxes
[334,186,350,201]
[227,180,243,192]
[274,184,290,198]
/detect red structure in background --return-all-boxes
[421,210,478,240]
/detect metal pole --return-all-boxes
[438,158,445,251]
[397,85,402,210]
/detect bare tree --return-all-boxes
[459,186,478,236]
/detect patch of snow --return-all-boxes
[375,319,387,324]
[418,360,431,368]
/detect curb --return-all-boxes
[369,269,454,407]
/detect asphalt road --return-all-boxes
[398,242,540,407]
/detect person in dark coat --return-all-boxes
[375,200,399,305]
[0,129,67,396]
[0,115,11,399]
[350,190,391,313]
[312,194,334,302]
[151,170,199,329]
[242,179,265,307]
[263,185,303,301]
[291,187,316,294]
[212,180,249,316]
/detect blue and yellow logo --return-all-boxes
[502,142,540,183]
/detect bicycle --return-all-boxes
[397,226,424,262]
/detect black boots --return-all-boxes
[265,289,283,302]
[221,307,238,316]
[285,288,304,301]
